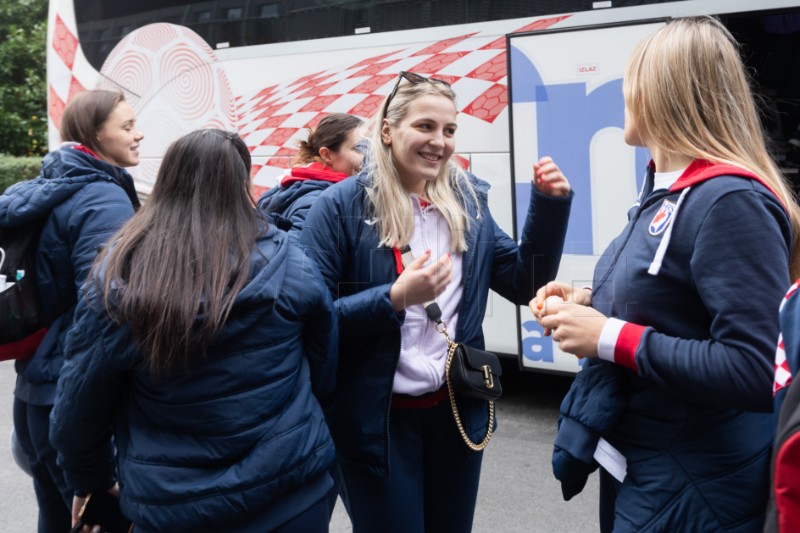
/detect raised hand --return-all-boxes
[533,156,571,197]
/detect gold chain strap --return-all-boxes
[438,322,495,452]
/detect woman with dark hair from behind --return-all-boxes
[258,112,365,234]
[0,89,142,533]
[50,129,338,532]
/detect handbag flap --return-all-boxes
[460,345,503,375]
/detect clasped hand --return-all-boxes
[529,281,606,359]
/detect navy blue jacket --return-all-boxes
[257,163,349,235]
[50,225,338,531]
[0,146,138,405]
[555,161,791,532]
[301,172,572,476]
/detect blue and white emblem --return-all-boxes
[649,199,676,236]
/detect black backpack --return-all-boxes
[0,217,48,361]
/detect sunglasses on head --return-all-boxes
[382,71,451,119]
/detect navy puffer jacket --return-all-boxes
[50,225,338,530]
[257,163,349,236]
[0,145,138,405]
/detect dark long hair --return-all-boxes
[94,129,261,376]
[60,90,125,155]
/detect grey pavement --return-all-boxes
[1,361,37,531]
[0,360,598,532]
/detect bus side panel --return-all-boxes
[470,153,519,357]
[509,22,663,372]
[52,0,800,373]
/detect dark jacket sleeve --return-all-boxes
[636,189,790,412]
[21,181,135,389]
[301,190,403,337]
[490,187,572,304]
[49,298,135,494]
[285,193,317,232]
[301,255,339,403]
[67,182,135,292]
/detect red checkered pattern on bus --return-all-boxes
[48,0,569,187]
[49,13,86,128]
[235,14,569,172]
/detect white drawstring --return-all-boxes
[0,246,5,273]
[648,187,691,276]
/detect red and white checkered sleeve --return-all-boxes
[774,280,800,395]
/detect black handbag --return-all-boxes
[447,343,503,402]
[440,323,502,451]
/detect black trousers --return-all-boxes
[339,399,484,533]
[13,397,72,533]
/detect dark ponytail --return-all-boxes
[293,113,363,165]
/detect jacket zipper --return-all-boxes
[593,188,667,295]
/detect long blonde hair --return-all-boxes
[366,78,477,252]
[624,16,800,278]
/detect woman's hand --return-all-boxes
[533,156,571,197]
[390,250,452,312]
[534,298,607,359]
[530,281,592,322]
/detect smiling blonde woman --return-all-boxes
[302,71,573,533]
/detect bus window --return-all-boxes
[73,0,674,71]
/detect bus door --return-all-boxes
[507,20,665,373]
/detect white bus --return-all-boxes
[47,0,800,373]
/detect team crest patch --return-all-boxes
[649,199,676,236]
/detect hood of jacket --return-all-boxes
[0,145,136,228]
[259,163,347,217]
[669,159,779,197]
[281,162,348,186]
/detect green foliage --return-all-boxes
[0,0,48,157]
[0,155,42,193]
